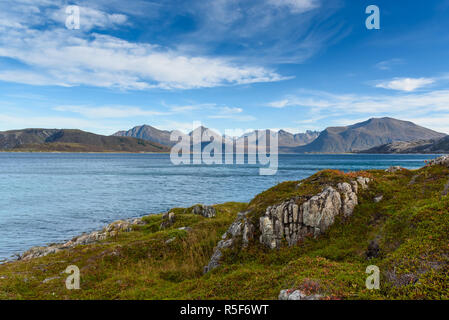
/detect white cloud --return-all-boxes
[376,77,435,92]
[374,58,404,71]
[0,2,285,90]
[0,70,71,87]
[0,31,284,89]
[53,105,168,118]
[267,89,449,133]
[267,99,290,108]
[270,89,449,113]
[49,6,128,31]
[267,0,319,13]
[208,106,256,121]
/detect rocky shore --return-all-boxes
[18,218,147,261]
[1,156,448,299]
[17,204,218,261]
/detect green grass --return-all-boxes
[0,165,448,300]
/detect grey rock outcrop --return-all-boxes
[385,166,403,173]
[192,205,216,218]
[259,177,370,249]
[278,289,322,300]
[426,155,449,167]
[356,177,371,190]
[204,211,253,273]
[19,217,147,261]
[374,195,383,203]
[160,212,176,229]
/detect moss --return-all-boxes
[0,165,448,300]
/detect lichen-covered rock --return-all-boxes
[160,212,176,229]
[192,205,216,218]
[19,216,147,260]
[337,182,358,218]
[374,195,383,203]
[426,155,449,167]
[385,166,404,173]
[357,177,371,190]
[204,211,252,273]
[259,177,370,249]
[302,187,341,231]
[278,289,322,300]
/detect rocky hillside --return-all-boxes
[360,135,449,154]
[0,129,169,153]
[1,156,448,300]
[275,129,320,148]
[114,125,320,150]
[287,118,446,153]
[113,125,179,147]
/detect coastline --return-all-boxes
[0,155,448,299]
[1,150,447,155]
[0,153,444,264]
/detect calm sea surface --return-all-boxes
[0,153,441,260]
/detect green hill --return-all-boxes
[0,157,448,300]
[360,135,449,154]
[0,129,169,153]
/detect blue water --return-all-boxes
[0,153,441,261]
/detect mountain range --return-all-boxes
[0,117,447,154]
[113,118,447,154]
[113,125,320,149]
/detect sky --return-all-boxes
[1,0,449,135]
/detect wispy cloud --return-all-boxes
[0,1,286,90]
[267,0,320,13]
[49,6,128,31]
[53,105,168,118]
[375,77,435,92]
[169,0,345,64]
[208,106,256,121]
[374,58,404,71]
[267,88,449,133]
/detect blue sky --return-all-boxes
[1,0,449,135]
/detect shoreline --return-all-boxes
[0,154,444,264]
[0,150,446,155]
[0,155,448,299]
[1,215,152,264]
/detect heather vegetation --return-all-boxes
[0,160,448,300]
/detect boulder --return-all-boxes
[426,155,449,167]
[385,166,403,173]
[259,177,371,249]
[192,205,216,218]
[160,212,176,229]
[204,211,252,273]
[374,195,383,203]
[278,289,322,300]
[356,177,371,190]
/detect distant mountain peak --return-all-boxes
[287,117,446,153]
[113,124,321,149]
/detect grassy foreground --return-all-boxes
[0,163,448,300]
